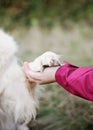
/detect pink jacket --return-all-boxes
[55,62,93,102]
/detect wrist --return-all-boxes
[44,66,60,84]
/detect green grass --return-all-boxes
[37,84,93,130]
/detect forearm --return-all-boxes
[55,62,93,102]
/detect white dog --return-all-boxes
[0,29,60,130]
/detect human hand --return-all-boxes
[23,62,60,85]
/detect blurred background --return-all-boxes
[0,0,93,130]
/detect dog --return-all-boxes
[0,29,61,130]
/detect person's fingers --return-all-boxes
[23,63,37,82]
[23,62,41,78]
[24,62,30,69]
[23,62,44,84]
[25,72,41,84]
[23,62,30,75]
[27,76,36,82]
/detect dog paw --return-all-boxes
[29,51,61,72]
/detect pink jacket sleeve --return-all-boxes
[55,62,93,102]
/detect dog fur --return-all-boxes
[0,29,60,130]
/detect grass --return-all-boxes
[38,85,93,130]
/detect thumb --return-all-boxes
[23,62,31,75]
